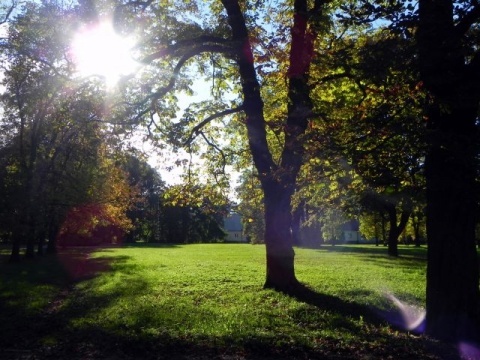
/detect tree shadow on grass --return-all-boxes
[321,244,427,258]
[124,242,184,249]
[0,246,462,360]
[281,284,461,360]
[56,246,128,281]
[0,247,134,358]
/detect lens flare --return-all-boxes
[71,20,138,87]
[459,342,480,359]
[382,291,426,333]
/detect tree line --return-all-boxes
[0,2,229,255]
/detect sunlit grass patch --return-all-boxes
[1,243,456,359]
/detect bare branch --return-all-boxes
[198,131,227,176]
[1,1,16,25]
[150,44,235,99]
[184,105,245,146]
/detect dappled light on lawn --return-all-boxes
[70,20,138,88]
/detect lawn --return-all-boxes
[0,244,460,359]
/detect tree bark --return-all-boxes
[46,209,60,254]
[291,200,305,247]
[418,0,480,340]
[424,106,480,341]
[263,183,299,291]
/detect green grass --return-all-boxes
[0,244,458,359]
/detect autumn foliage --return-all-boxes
[57,203,132,246]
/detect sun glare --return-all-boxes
[71,21,138,87]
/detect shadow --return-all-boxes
[284,283,384,326]
[275,283,460,359]
[123,242,184,249]
[17,283,461,360]
[0,247,133,356]
[0,245,462,360]
[57,247,121,281]
[291,283,428,334]
[320,244,427,260]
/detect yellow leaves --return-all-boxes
[5,163,19,175]
[162,182,229,214]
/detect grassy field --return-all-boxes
[0,244,461,359]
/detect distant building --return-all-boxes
[340,219,364,243]
[223,213,247,242]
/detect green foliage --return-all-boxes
[295,24,426,251]
[235,169,265,243]
[0,2,152,255]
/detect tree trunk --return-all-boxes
[37,229,46,256]
[222,0,318,292]
[25,219,36,259]
[412,211,422,247]
[386,205,410,257]
[418,0,480,340]
[425,107,480,341]
[263,184,299,291]
[9,231,22,263]
[291,199,305,247]
[46,222,58,254]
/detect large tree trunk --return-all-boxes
[418,0,480,341]
[263,184,299,291]
[46,208,60,254]
[24,215,36,259]
[424,106,480,340]
[222,0,318,292]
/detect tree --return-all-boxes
[328,0,480,339]
[298,27,425,256]
[417,0,480,341]
[0,2,79,260]
[0,2,133,258]
[56,156,137,247]
[160,181,230,243]
[119,152,165,243]
[112,0,330,292]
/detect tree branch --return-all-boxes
[129,43,237,124]
[221,0,277,177]
[198,131,228,177]
[455,4,480,37]
[140,38,234,64]
[183,105,245,145]
[0,0,16,25]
